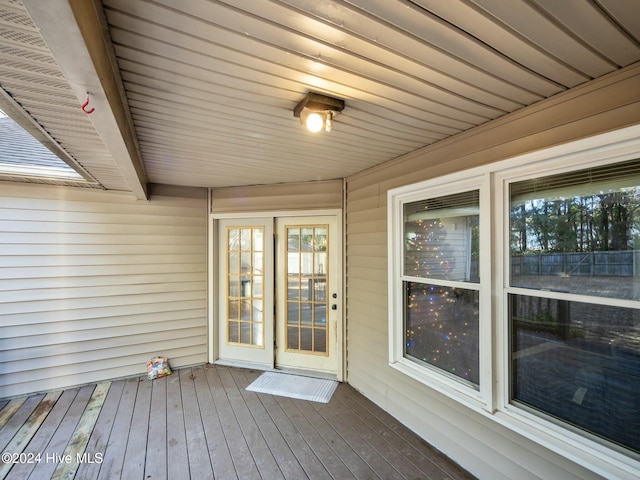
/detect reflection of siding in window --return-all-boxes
[405,218,471,281]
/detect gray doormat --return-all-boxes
[246,371,338,403]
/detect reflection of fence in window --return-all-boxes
[512,250,638,277]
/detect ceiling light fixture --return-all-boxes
[293,92,345,133]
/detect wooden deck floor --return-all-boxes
[0,365,476,480]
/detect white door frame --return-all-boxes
[208,209,344,381]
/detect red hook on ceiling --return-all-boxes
[81,94,95,114]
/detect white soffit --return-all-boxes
[0,0,133,193]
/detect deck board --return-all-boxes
[75,380,125,480]
[96,377,138,480]
[222,368,284,480]
[29,387,91,480]
[0,365,477,480]
[121,378,152,480]
[178,367,214,479]
[3,389,77,480]
[145,375,168,480]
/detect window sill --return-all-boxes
[389,358,488,413]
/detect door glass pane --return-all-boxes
[287,303,299,325]
[285,224,330,355]
[252,300,263,323]
[228,252,239,273]
[228,228,239,249]
[314,304,326,326]
[226,226,264,347]
[288,253,300,275]
[228,322,239,343]
[301,304,313,326]
[301,252,313,275]
[253,252,263,273]
[314,252,327,275]
[287,277,300,300]
[287,326,299,349]
[312,278,326,302]
[240,229,251,250]
[288,228,300,250]
[315,228,327,251]
[300,328,313,350]
[301,228,313,251]
[314,329,327,353]
[253,229,263,251]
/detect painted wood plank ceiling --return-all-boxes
[2,0,640,193]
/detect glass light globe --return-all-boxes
[305,112,324,133]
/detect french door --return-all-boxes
[216,215,340,377]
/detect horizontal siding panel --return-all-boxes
[2,290,206,317]
[1,326,207,368]
[1,243,207,256]
[346,219,387,236]
[345,183,380,203]
[345,266,387,284]
[0,253,204,267]
[346,254,387,270]
[0,220,205,236]
[211,179,343,213]
[0,208,204,226]
[347,305,389,341]
[345,194,381,214]
[347,285,388,311]
[2,301,205,331]
[0,195,204,218]
[0,280,205,304]
[346,278,387,298]
[345,231,387,247]
[0,337,207,387]
[345,243,387,259]
[346,206,386,224]
[1,265,204,282]
[0,309,206,342]
[0,232,205,245]
[0,184,208,398]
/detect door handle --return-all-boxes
[331,304,337,310]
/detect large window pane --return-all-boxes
[510,294,640,453]
[405,282,480,387]
[510,159,640,301]
[404,191,479,282]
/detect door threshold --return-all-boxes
[274,366,338,381]
[214,359,273,372]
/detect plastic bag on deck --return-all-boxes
[147,356,172,380]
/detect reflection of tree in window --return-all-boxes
[509,158,640,454]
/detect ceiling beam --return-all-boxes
[22,0,149,200]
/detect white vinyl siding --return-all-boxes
[0,183,207,398]
[345,64,640,479]
[210,179,343,214]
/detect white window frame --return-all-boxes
[388,124,640,478]
[388,172,493,411]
